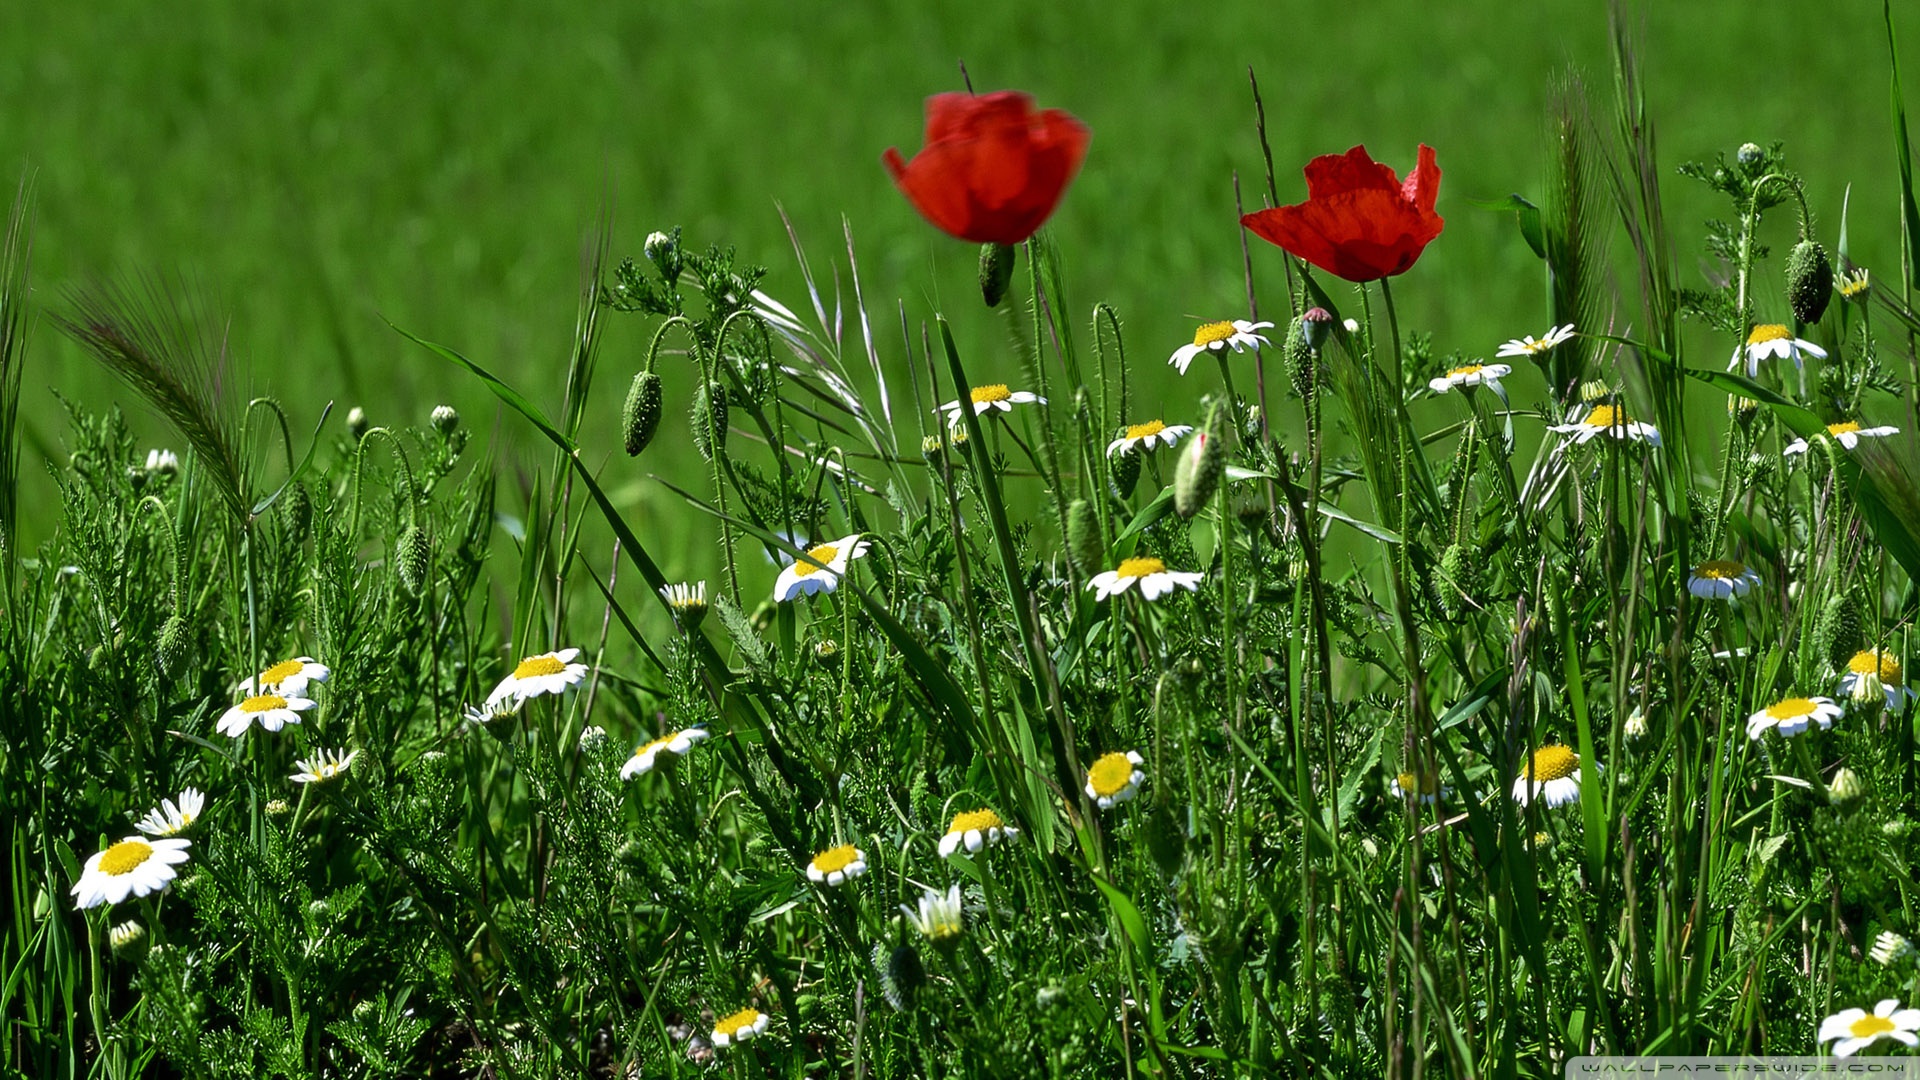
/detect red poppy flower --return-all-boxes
[883,91,1091,246]
[1240,145,1443,282]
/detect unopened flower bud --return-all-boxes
[622,370,664,456]
[1873,931,1914,967]
[1109,446,1141,499]
[659,581,708,631]
[1786,239,1834,325]
[145,448,180,476]
[1300,307,1334,353]
[1737,142,1764,168]
[430,404,459,435]
[1173,425,1225,519]
[396,524,430,594]
[266,798,291,817]
[578,725,610,753]
[157,613,190,676]
[346,407,368,441]
[979,242,1016,308]
[644,231,674,263]
[1623,708,1648,742]
[1827,766,1867,808]
[109,920,146,955]
[1066,499,1103,576]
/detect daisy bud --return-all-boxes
[396,524,430,595]
[265,798,291,817]
[643,230,675,264]
[1786,239,1834,325]
[109,920,148,958]
[1300,307,1334,353]
[1578,380,1615,403]
[690,380,728,462]
[1109,446,1141,498]
[1173,416,1225,520]
[1736,142,1764,169]
[346,406,368,441]
[156,613,191,676]
[430,404,460,435]
[1623,708,1648,742]
[1827,766,1867,808]
[1872,931,1914,967]
[622,370,664,456]
[1066,498,1103,576]
[979,242,1016,308]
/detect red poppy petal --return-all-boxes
[888,141,984,240]
[1302,145,1401,200]
[888,91,1090,245]
[1402,144,1441,215]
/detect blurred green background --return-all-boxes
[5,1,1919,573]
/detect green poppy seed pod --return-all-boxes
[1066,498,1103,575]
[1173,427,1225,519]
[1109,446,1141,499]
[622,370,664,456]
[690,380,728,462]
[1786,239,1834,325]
[887,944,927,1011]
[396,524,430,594]
[156,613,190,676]
[979,242,1016,308]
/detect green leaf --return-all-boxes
[1470,193,1546,258]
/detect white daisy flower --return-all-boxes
[1428,362,1512,394]
[1548,404,1661,446]
[1168,320,1273,375]
[1838,648,1916,714]
[938,808,1018,857]
[805,844,868,886]
[134,788,205,837]
[236,656,331,697]
[143,449,179,475]
[711,1007,770,1048]
[461,699,518,727]
[1106,419,1193,458]
[1390,770,1447,806]
[1783,421,1901,455]
[1511,745,1589,808]
[620,728,710,778]
[290,748,358,785]
[1820,999,1920,1057]
[1686,559,1762,600]
[1731,323,1827,377]
[484,648,588,710]
[1085,751,1146,809]
[1746,695,1843,740]
[1087,556,1204,602]
[937,384,1045,427]
[1872,931,1914,967]
[216,692,316,738]
[71,836,191,909]
[773,534,870,603]
[902,883,965,941]
[659,581,708,629]
[1495,323,1576,359]
[1837,267,1872,303]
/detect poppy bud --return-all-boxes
[1109,446,1141,499]
[690,380,728,462]
[1438,542,1480,619]
[886,943,927,1011]
[396,524,430,594]
[1066,498,1103,575]
[979,243,1016,308]
[157,613,190,676]
[622,370,664,456]
[1815,589,1864,669]
[1786,239,1834,325]
[1173,414,1225,519]
[1300,307,1334,353]
[1285,315,1319,399]
[279,481,312,543]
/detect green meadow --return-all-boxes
[10,2,1920,1076]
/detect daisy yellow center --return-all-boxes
[948,809,1004,834]
[1840,273,1871,299]
[1115,556,1166,580]
[811,844,860,874]
[1193,321,1237,346]
[1087,752,1138,797]
[1124,419,1166,440]
[1396,771,1439,795]
[1582,405,1626,428]
[1765,697,1818,720]
[241,694,288,713]
[1850,650,1904,687]
[98,840,155,876]
[1828,421,1863,436]
[794,543,840,579]
[1523,745,1579,782]
[259,659,304,684]
[1446,364,1485,379]
[1693,559,1748,579]
[1849,1014,1896,1038]
[714,1008,762,1038]
[1747,324,1791,345]
[636,735,673,758]
[970,384,1012,405]
[513,656,566,679]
